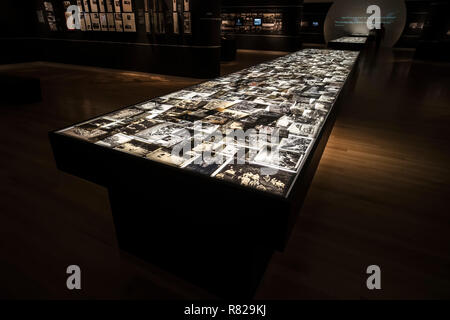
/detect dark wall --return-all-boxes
[0,0,221,78]
[300,2,331,44]
[0,1,36,37]
[396,1,431,48]
[422,1,450,41]
[414,0,450,61]
[396,1,450,48]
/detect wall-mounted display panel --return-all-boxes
[122,0,133,13]
[221,12,284,34]
[89,0,98,12]
[123,13,136,32]
[114,13,123,31]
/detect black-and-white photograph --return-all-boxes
[253,145,302,172]
[136,123,183,142]
[96,133,132,147]
[120,118,160,135]
[279,136,313,154]
[214,163,294,196]
[184,154,225,176]
[146,147,188,167]
[61,126,109,142]
[107,107,144,120]
[203,115,229,126]
[114,139,159,157]
[85,118,115,128]
[287,122,318,137]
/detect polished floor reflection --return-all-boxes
[0,48,449,299]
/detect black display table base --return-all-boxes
[328,42,366,51]
[108,185,274,298]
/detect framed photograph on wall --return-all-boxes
[106,0,114,12]
[114,0,121,13]
[44,2,58,32]
[123,13,136,32]
[84,12,92,30]
[115,13,124,31]
[98,0,106,12]
[173,12,179,34]
[122,0,133,12]
[172,0,177,12]
[91,12,101,30]
[145,12,151,33]
[183,11,191,34]
[100,12,108,30]
[80,13,87,31]
[107,12,115,30]
[83,0,90,12]
[89,0,99,12]
[183,0,189,12]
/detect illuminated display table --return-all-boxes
[50,49,359,298]
[328,36,368,51]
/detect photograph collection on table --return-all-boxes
[57,49,359,196]
[329,36,368,44]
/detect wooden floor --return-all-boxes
[0,49,449,299]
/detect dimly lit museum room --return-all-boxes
[0,0,449,304]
